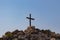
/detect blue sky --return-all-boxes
[0,0,60,37]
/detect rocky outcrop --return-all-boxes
[0,26,60,40]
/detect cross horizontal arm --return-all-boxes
[26,17,35,20]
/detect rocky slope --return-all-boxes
[0,26,60,40]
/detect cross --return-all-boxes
[26,14,35,27]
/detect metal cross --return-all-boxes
[26,14,35,27]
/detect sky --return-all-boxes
[0,0,60,37]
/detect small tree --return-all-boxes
[5,31,13,38]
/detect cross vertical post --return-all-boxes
[29,14,31,26]
[26,14,35,27]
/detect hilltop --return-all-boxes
[0,26,60,40]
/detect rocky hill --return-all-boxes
[0,26,60,40]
